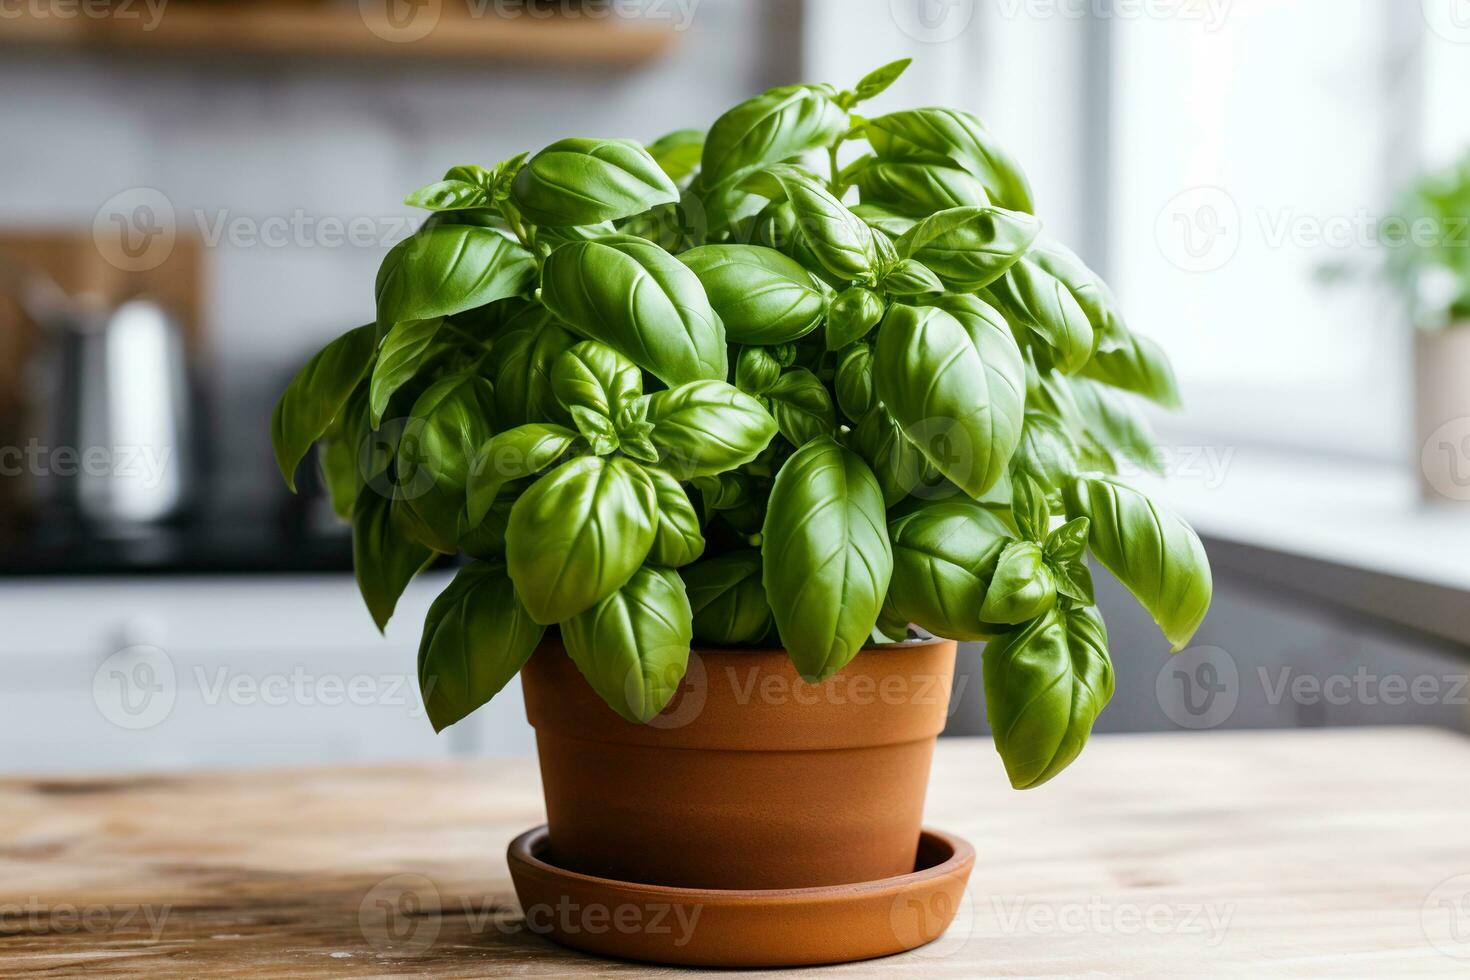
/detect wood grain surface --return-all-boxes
[3,728,1469,977]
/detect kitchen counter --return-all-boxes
[4,728,1468,976]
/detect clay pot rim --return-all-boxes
[539,631,952,659]
[508,824,975,903]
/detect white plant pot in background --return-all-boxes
[1415,326,1470,505]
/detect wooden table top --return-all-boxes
[3,727,1469,977]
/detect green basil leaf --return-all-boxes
[701,84,848,189]
[509,137,678,226]
[678,244,826,344]
[743,166,877,283]
[762,437,893,680]
[618,427,660,464]
[563,565,693,723]
[399,373,499,553]
[646,380,778,479]
[853,159,991,217]
[491,307,577,428]
[463,471,535,559]
[681,550,773,645]
[418,561,543,732]
[826,286,886,349]
[873,303,1011,497]
[896,206,1040,290]
[404,179,489,212]
[1028,238,1129,348]
[1063,476,1212,650]
[983,605,1113,789]
[979,540,1058,625]
[694,470,753,516]
[646,129,705,183]
[442,164,497,190]
[1050,557,1095,605]
[834,342,876,419]
[866,108,1034,213]
[849,407,928,506]
[735,345,783,395]
[1011,411,1079,490]
[317,381,371,520]
[507,455,658,625]
[318,439,358,522]
[986,257,1095,374]
[1011,472,1052,542]
[850,57,911,104]
[886,498,1013,641]
[1045,516,1090,562]
[352,489,434,632]
[851,202,918,238]
[877,258,944,297]
[1082,330,1182,409]
[1068,378,1161,475]
[540,235,727,386]
[740,199,832,278]
[646,468,705,568]
[374,225,536,336]
[568,405,619,455]
[271,324,376,492]
[767,368,836,448]
[467,423,583,526]
[875,601,911,643]
[551,340,642,419]
[370,318,443,427]
[919,292,1026,471]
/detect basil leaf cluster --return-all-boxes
[271,59,1211,789]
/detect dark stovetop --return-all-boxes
[0,510,354,577]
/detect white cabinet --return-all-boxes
[0,573,536,774]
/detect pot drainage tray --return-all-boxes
[506,824,974,968]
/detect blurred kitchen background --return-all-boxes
[3,0,1470,773]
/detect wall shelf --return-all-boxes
[0,1,678,67]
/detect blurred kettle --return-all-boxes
[3,259,195,531]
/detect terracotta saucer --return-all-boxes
[506,825,975,968]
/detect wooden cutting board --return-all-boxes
[2,728,1468,976]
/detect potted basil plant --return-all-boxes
[272,59,1211,898]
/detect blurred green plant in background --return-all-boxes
[1319,152,1470,331]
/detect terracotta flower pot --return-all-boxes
[519,635,957,890]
